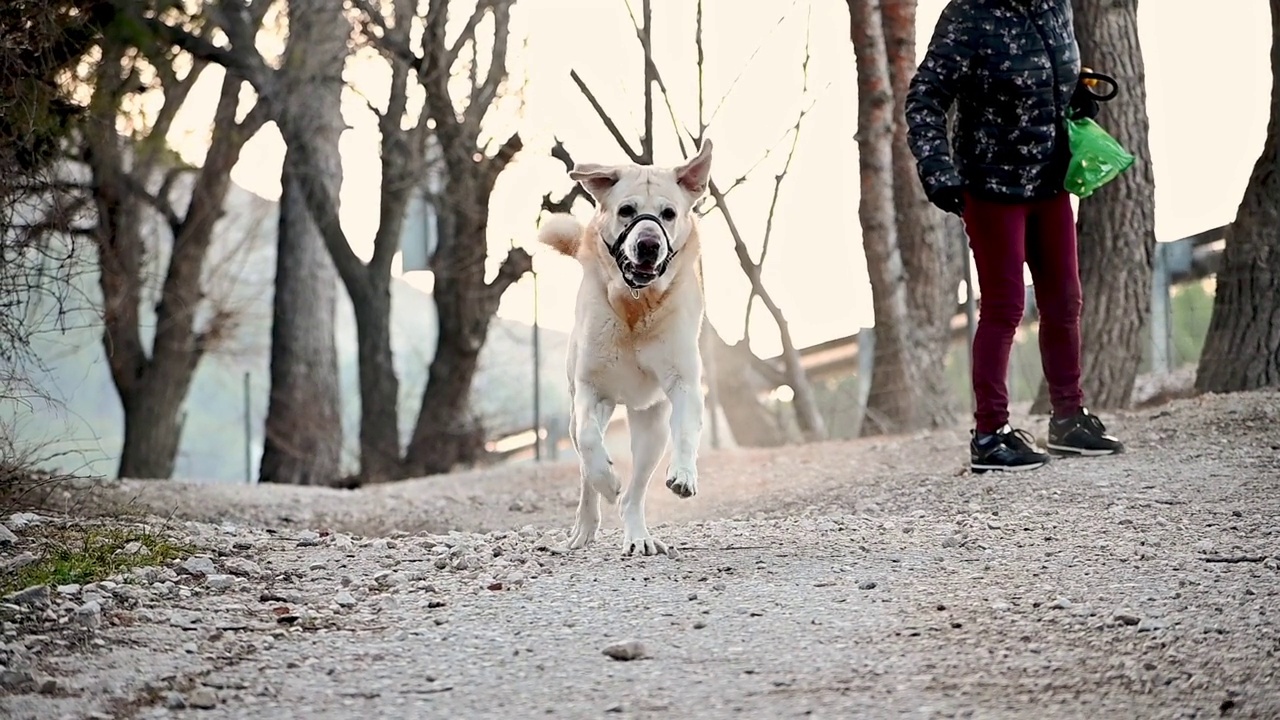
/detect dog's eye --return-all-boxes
[660,207,677,222]
[618,204,636,219]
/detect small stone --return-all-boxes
[223,558,262,577]
[296,530,322,547]
[1113,610,1142,626]
[1137,618,1167,632]
[986,520,1003,530]
[371,538,398,550]
[335,591,358,608]
[1049,597,1072,610]
[858,580,878,590]
[4,551,37,571]
[941,535,961,548]
[602,640,648,661]
[188,687,218,709]
[119,541,148,555]
[56,584,82,596]
[5,584,50,606]
[180,556,217,577]
[0,669,34,691]
[712,582,726,592]
[37,677,58,694]
[165,692,188,709]
[183,642,199,654]
[205,575,236,590]
[75,600,103,626]
[692,620,707,629]
[0,524,17,546]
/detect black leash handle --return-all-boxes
[1078,70,1119,102]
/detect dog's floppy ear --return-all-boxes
[569,163,621,202]
[674,139,713,198]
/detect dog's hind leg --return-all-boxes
[567,383,618,550]
[620,401,672,556]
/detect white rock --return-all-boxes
[179,556,217,577]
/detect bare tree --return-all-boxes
[257,0,348,486]
[122,0,531,480]
[847,0,921,434]
[1195,0,1280,393]
[547,0,827,444]
[399,0,530,477]
[1030,0,1156,413]
[51,5,268,480]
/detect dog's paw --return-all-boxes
[665,467,698,499]
[624,535,669,557]
[587,466,622,505]
[565,519,600,550]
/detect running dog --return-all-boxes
[536,140,713,556]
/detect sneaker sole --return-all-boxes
[1046,443,1123,457]
[970,461,1047,473]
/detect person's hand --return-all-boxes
[931,185,965,216]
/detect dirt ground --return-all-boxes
[3,388,1279,719]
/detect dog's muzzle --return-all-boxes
[606,213,678,298]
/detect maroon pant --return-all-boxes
[963,190,1084,433]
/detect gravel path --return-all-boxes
[3,389,1279,719]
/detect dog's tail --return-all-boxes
[537,213,583,257]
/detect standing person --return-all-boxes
[904,0,1125,473]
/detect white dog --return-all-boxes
[537,140,714,556]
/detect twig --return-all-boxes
[744,1,813,343]
[703,0,803,132]
[570,70,643,163]
[1201,555,1268,563]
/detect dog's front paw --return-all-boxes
[565,518,600,551]
[622,530,670,557]
[665,466,698,499]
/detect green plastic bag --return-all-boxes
[1064,116,1135,199]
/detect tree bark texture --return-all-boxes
[881,0,964,428]
[1029,0,1156,413]
[848,0,921,434]
[258,0,347,485]
[703,322,788,447]
[1195,0,1280,393]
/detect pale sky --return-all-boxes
[167,0,1272,359]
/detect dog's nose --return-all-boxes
[635,237,661,261]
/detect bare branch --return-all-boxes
[745,2,812,342]
[467,0,511,133]
[449,1,491,68]
[704,0,802,131]
[120,172,181,234]
[569,69,644,163]
[486,245,533,310]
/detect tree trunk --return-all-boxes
[1195,0,1280,393]
[882,0,962,428]
[849,0,920,434]
[400,166,530,477]
[259,0,347,485]
[117,375,189,479]
[351,277,402,483]
[1032,0,1156,413]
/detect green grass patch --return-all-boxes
[3,523,193,595]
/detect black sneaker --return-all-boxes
[1047,407,1125,456]
[970,425,1051,473]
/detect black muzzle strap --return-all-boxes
[605,213,678,297]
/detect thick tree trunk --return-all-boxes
[117,375,190,479]
[1195,0,1280,393]
[849,0,920,434]
[882,0,962,428]
[351,278,402,483]
[1032,0,1156,413]
[400,167,530,477]
[259,0,347,485]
